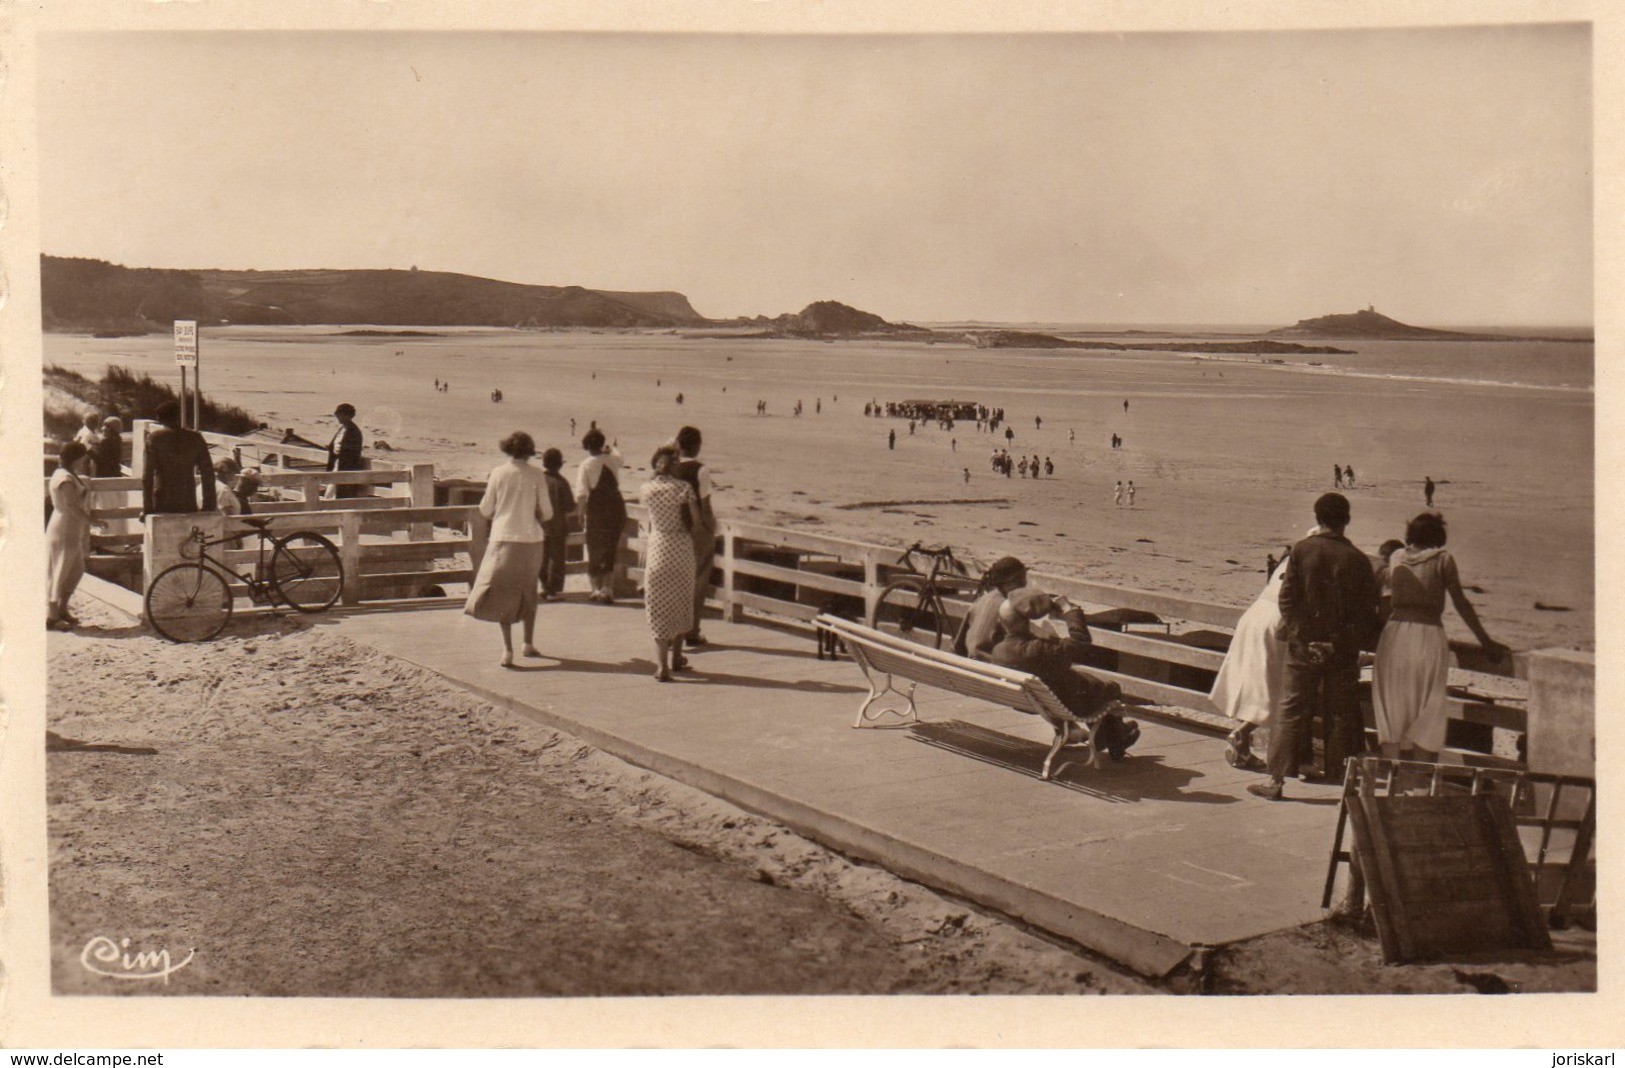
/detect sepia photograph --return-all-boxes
[0,0,1611,1052]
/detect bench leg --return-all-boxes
[854,671,919,729]
[1040,717,1109,780]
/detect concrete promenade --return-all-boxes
[331,597,1346,979]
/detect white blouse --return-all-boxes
[479,458,554,543]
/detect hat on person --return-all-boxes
[998,587,1056,625]
[983,556,1027,587]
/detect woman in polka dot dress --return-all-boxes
[639,444,698,681]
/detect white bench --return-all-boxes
[816,614,1112,780]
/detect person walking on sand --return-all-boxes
[888,428,896,450]
[1005,426,1015,447]
[1248,493,1380,800]
[326,403,365,499]
[1123,399,1129,413]
[1333,464,1343,489]
[639,444,699,682]
[1424,476,1435,507]
[1126,481,1136,507]
[1344,464,1356,488]
[1069,428,1075,445]
[672,425,716,648]
[1372,512,1507,760]
[1035,415,1042,430]
[963,467,971,484]
[537,448,576,601]
[1114,481,1123,507]
[46,441,104,630]
[575,428,628,604]
[142,400,216,516]
[1044,457,1054,477]
[465,432,554,667]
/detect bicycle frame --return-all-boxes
[182,525,277,601]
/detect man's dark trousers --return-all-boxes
[1267,643,1364,783]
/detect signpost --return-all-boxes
[174,320,199,429]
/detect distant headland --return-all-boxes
[38,257,1586,350]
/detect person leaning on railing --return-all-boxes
[141,400,216,516]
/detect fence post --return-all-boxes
[302,475,321,505]
[468,510,489,578]
[863,547,882,624]
[130,419,151,483]
[338,511,363,605]
[721,524,743,623]
[142,512,224,609]
[611,513,638,598]
[409,463,434,542]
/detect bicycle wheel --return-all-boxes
[270,532,343,612]
[145,563,234,643]
[869,577,945,649]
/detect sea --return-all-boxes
[921,323,1595,392]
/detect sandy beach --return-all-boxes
[46,326,1593,654]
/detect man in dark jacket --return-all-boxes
[1250,492,1380,799]
[142,400,216,515]
[326,402,365,498]
[989,587,1140,759]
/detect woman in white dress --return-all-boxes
[1209,550,1291,769]
[46,441,102,630]
[1373,513,1506,758]
[639,444,698,682]
[465,432,553,667]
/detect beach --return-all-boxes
[45,326,1593,654]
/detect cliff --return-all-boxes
[40,256,708,332]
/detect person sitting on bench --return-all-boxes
[989,587,1141,760]
[951,555,1028,661]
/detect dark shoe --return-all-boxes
[654,668,672,682]
[1247,780,1284,801]
[1225,730,1265,770]
[686,632,708,647]
[670,654,691,672]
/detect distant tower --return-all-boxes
[1367,304,1375,313]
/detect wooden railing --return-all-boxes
[65,422,1536,766]
[665,516,1532,767]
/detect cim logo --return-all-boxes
[80,935,195,984]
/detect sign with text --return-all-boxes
[173,320,198,365]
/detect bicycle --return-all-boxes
[143,516,344,643]
[866,542,980,649]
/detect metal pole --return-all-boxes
[180,367,189,429]
[193,328,202,430]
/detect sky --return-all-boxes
[35,24,1592,327]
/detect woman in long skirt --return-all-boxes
[1373,512,1506,758]
[639,444,697,681]
[574,428,627,604]
[1209,550,1291,769]
[47,441,101,630]
[465,432,553,667]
